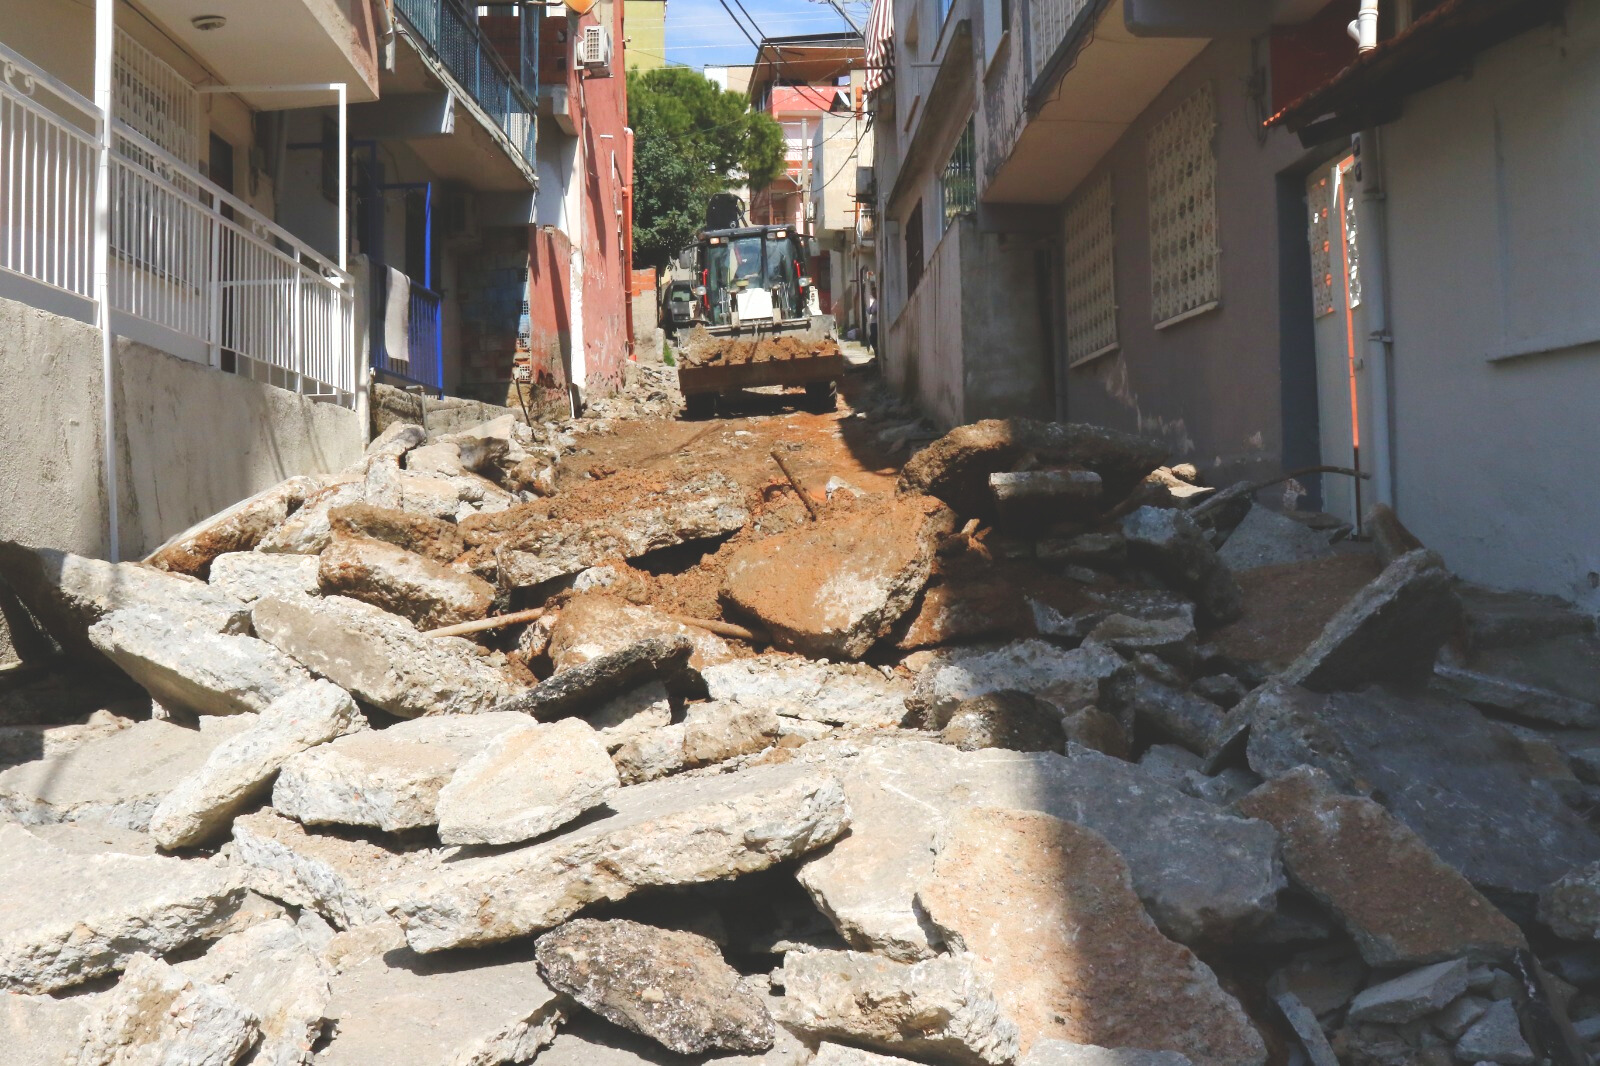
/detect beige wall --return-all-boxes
[0,296,362,661]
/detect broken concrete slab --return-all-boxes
[388,762,849,953]
[0,986,101,1066]
[0,709,132,767]
[548,594,735,672]
[318,534,495,631]
[794,740,1282,958]
[406,440,470,477]
[917,807,1266,1066]
[228,809,442,930]
[327,501,465,564]
[591,681,675,751]
[0,542,250,658]
[1538,862,1600,941]
[937,691,1067,752]
[208,551,321,605]
[256,481,367,555]
[253,594,515,718]
[1234,767,1525,967]
[1037,531,1128,569]
[537,918,774,1055]
[990,469,1103,527]
[1121,507,1245,627]
[145,474,323,578]
[535,1016,812,1066]
[1217,505,1335,572]
[1104,674,1224,755]
[613,723,688,785]
[1244,681,1600,904]
[1282,549,1463,692]
[907,639,1126,724]
[898,419,1168,518]
[435,717,618,846]
[1454,999,1535,1065]
[77,953,261,1066]
[0,823,244,993]
[1024,1043,1195,1066]
[702,655,911,728]
[0,715,253,830]
[1347,959,1471,1024]
[150,680,366,850]
[88,607,316,717]
[1432,660,1600,729]
[682,700,780,767]
[316,946,562,1066]
[477,472,749,588]
[365,421,427,460]
[721,494,956,660]
[273,712,532,832]
[176,917,330,1066]
[814,1046,923,1066]
[1086,612,1198,666]
[493,636,692,720]
[776,948,1019,1065]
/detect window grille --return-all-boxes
[906,200,926,294]
[114,29,202,166]
[1063,175,1117,366]
[1147,84,1219,328]
[1309,174,1335,318]
[940,118,976,227]
[1342,174,1362,308]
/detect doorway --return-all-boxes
[1305,154,1370,527]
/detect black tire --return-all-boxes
[804,380,838,412]
[684,392,716,419]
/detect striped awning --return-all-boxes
[864,0,895,92]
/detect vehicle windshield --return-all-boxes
[765,235,802,318]
[704,235,766,322]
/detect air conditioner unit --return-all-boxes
[578,25,613,75]
[855,165,877,200]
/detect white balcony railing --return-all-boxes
[0,39,357,404]
[1029,0,1092,81]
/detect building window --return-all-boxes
[906,199,925,294]
[1147,84,1219,328]
[939,118,976,228]
[1063,175,1117,366]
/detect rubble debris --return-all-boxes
[776,948,1020,1065]
[908,639,1126,723]
[0,987,98,1066]
[613,722,689,784]
[935,690,1067,752]
[815,1046,924,1066]
[590,681,675,750]
[388,763,848,952]
[1243,681,1600,902]
[88,607,315,718]
[1366,502,1426,567]
[701,654,911,728]
[318,534,495,630]
[0,708,132,767]
[1104,674,1224,755]
[1454,998,1536,1065]
[145,474,323,578]
[497,635,692,720]
[0,715,252,829]
[366,420,428,459]
[257,481,366,555]
[151,679,365,850]
[1282,549,1463,691]
[435,717,618,846]
[536,918,774,1054]
[77,953,261,1066]
[795,741,1282,958]
[273,712,533,833]
[316,946,563,1065]
[898,419,1169,518]
[989,469,1103,527]
[548,594,735,671]
[917,806,1266,1065]
[1037,531,1127,568]
[1024,1043,1196,1066]
[479,472,749,588]
[0,541,250,658]
[0,823,244,993]
[253,594,515,718]
[1432,659,1600,729]
[1267,979,1340,1066]
[1216,504,1335,571]
[721,493,956,659]
[1086,612,1198,666]
[174,917,330,1066]
[1235,767,1526,966]
[1121,507,1246,626]
[1539,862,1600,941]
[1348,959,1472,1024]
[327,501,465,563]
[229,809,439,930]
[208,551,321,604]
[682,699,781,765]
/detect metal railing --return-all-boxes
[394,0,537,167]
[1029,0,1092,82]
[0,39,357,403]
[371,267,444,393]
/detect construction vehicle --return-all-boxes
[673,195,842,418]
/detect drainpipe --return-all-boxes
[1348,0,1380,51]
[93,0,118,561]
[1357,127,1396,510]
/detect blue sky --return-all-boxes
[661,0,870,71]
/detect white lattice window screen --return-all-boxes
[1063,175,1117,366]
[1342,169,1362,308]
[1309,174,1335,318]
[114,29,202,166]
[1147,85,1219,327]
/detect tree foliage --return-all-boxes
[628,67,785,268]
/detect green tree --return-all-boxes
[628,67,785,268]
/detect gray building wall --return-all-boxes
[1380,8,1600,611]
[1059,37,1307,484]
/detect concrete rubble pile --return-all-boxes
[3,395,1600,1066]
